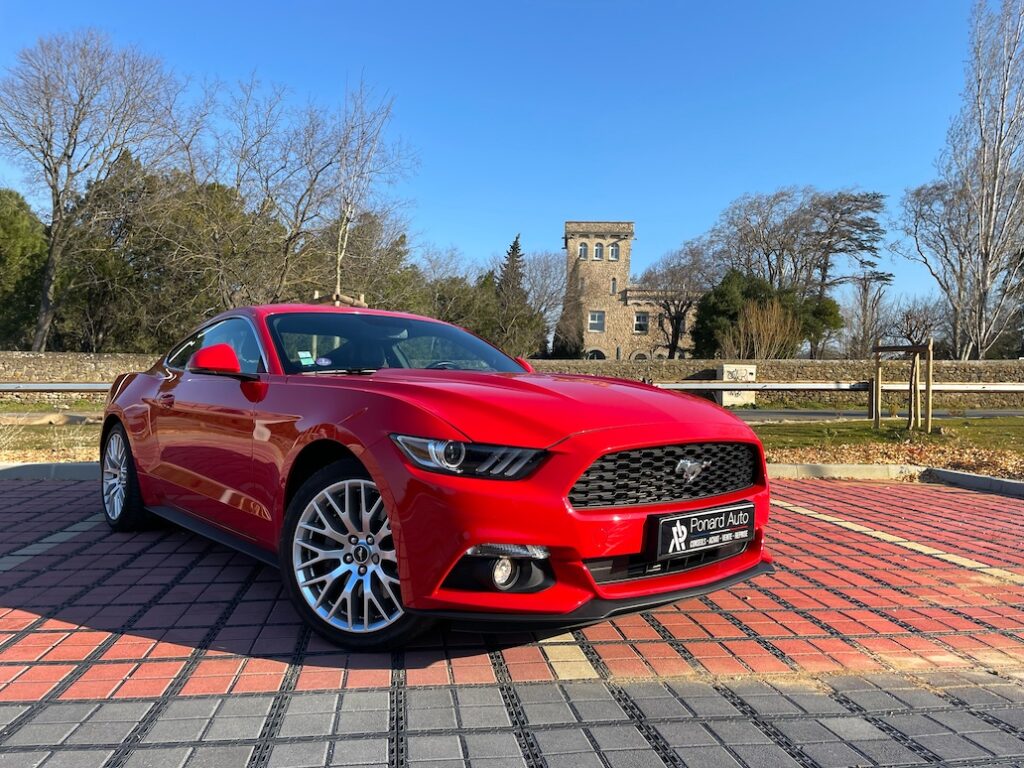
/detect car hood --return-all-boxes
[355,369,756,447]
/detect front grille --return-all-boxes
[568,442,758,509]
[585,540,749,584]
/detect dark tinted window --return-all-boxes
[267,312,523,375]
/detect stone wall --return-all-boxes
[2,351,1023,410]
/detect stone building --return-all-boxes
[563,220,676,360]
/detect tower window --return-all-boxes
[609,243,620,261]
[610,278,617,295]
[593,243,604,260]
[578,242,588,260]
[588,310,606,332]
[634,312,650,334]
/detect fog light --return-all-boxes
[492,557,519,590]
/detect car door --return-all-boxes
[151,317,268,538]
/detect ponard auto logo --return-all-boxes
[667,519,688,554]
[675,458,710,484]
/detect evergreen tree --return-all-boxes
[493,235,545,357]
[0,189,47,349]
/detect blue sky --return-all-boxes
[0,1,971,296]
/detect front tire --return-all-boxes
[101,423,150,531]
[280,460,427,649]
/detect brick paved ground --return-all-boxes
[1,479,1024,767]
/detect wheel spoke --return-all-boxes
[293,478,403,634]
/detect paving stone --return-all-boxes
[279,712,335,737]
[673,746,740,768]
[187,745,254,768]
[681,697,739,717]
[143,717,208,743]
[916,733,991,760]
[4,721,77,747]
[407,690,454,709]
[457,705,509,728]
[470,760,527,768]
[727,680,778,697]
[0,706,28,727]
[90,702,153,722]
[620,683,670,699]
[523,702,575,725]
[634,697,688,719]
[785,693,847,715]
[653,721,716,747]
[563,682,614,701]
[0,752,47,768]
[161,699,220,720]
[286,693,339,714]
[824,676,875,693]
[730,744,801,768]
[335,709,389,734]
[993,709,1024,729]
[818,716,887,741]
[123,747,191,768]
[800,742,872,768]
[604,750,665,768]
[202,715,266,741]
[890,688,949,709]
[742,695,802,716]
[705,720,772,745]
[589,725,650,751]
[515,685,564,704]
[463,732,522,758]
[217,696,274,718]
[406,707,457,731]
[454,687,503,707]
[840,689,904,712]
[534,728,593,755]
[65,719,136,744]
[572,700,628,721]
[965,730,1024,756]
[773,719,841,744]
[543,754,603,768]
[882,713,952,738]
[329,737,389,765]
[948,686,1012,706]
[849,739,924,765]
[929,709,1000,733]
[30,704,97,724]
[268,741,330,768]
[41,750,114,768]
[407,735,463,761]
[340,692,390,712]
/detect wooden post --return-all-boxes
[906,353,916,430]
[873,343,882,430]
[925,338,934,434]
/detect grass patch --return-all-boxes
[0,423,100,463]
[752,417,1024,454]
[0,398,105,413]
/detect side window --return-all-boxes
[201,318,265,374]
[609,243,620,261]
[593,243,604,260]
[166,330,206,370]
[578,242,588,260]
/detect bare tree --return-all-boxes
[842,271,893,358]
[718,298,803,359]
[638,239,718,358]
[889,295,944,346]
[0,30,180,350]
[521,251,566,336]
[898,0,1024,358]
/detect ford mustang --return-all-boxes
[101,304,773,647]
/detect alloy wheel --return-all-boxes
[102,432,128,521]
[292,479,403,633]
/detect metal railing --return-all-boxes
[2,380,1024,394]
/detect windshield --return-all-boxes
[267,312,524,375]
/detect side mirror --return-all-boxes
[515,356,535,373]
[188,343,254,379]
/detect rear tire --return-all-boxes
[101,423,151,531]
[280,460,429,649]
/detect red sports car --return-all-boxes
[101,304,773,647]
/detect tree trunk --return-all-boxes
[30,236,63,352]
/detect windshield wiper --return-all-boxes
[300,368,378,376]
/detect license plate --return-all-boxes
[655,502,755,560]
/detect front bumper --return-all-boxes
[366,421,773,620]
[409,560,774,631]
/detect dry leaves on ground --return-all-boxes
[766,440,1024,480]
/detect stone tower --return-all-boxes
[564,221,659,360]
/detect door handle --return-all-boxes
[157,393,175,408]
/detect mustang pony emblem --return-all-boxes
[675,458,710,483]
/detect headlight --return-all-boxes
[391,435,545,479]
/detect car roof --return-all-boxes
[210,304,449,327]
